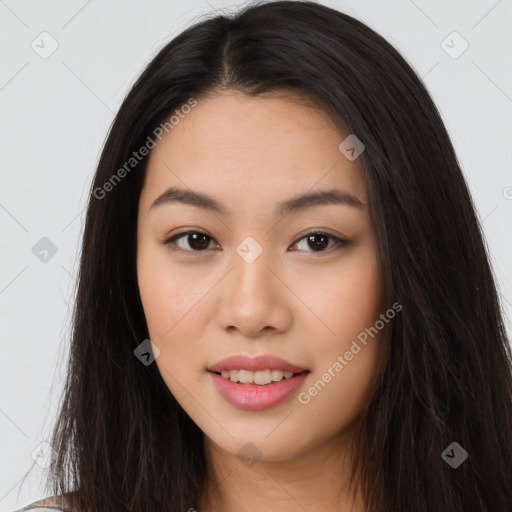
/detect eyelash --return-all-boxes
[162,229,350,255]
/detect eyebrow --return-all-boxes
[149,186,366,216]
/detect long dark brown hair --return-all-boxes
[25,1,512,511]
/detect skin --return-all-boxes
[137,89,385,512]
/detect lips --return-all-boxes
[207,353,309,374]
[209,370,309,410]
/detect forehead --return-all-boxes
[141,90,367,207]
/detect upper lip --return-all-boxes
[208,354,309,373]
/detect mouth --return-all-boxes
[207,354,310,409]
[208,368,310,411]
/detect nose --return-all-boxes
[216,244,293,338]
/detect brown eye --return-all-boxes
[165,231,216,252]
[292,231,348,253]
[304,233,330,251]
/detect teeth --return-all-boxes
[218,369,297,384]
[271,370,284,381]
[254,370,271,385]
[238,370,254,384]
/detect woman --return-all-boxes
[14,1,512,511]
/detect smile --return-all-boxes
[208,370,309,411]
[216,369,297,385]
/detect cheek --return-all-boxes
[294,241,382,355]
[136,247,204,400]
[293,250,382,438]
[137,253,175,340]
[293,241,382,413]
[137,240,204,340]
[335,246,381,334]
[136,240,217,396]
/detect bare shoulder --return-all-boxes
[30,495,63,506]
[15,495,70,511]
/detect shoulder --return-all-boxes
[12,495,69,512]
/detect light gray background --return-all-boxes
[1,0,511,509]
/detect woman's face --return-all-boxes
[137,89,384,462]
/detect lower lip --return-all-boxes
[209,371,309,411]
